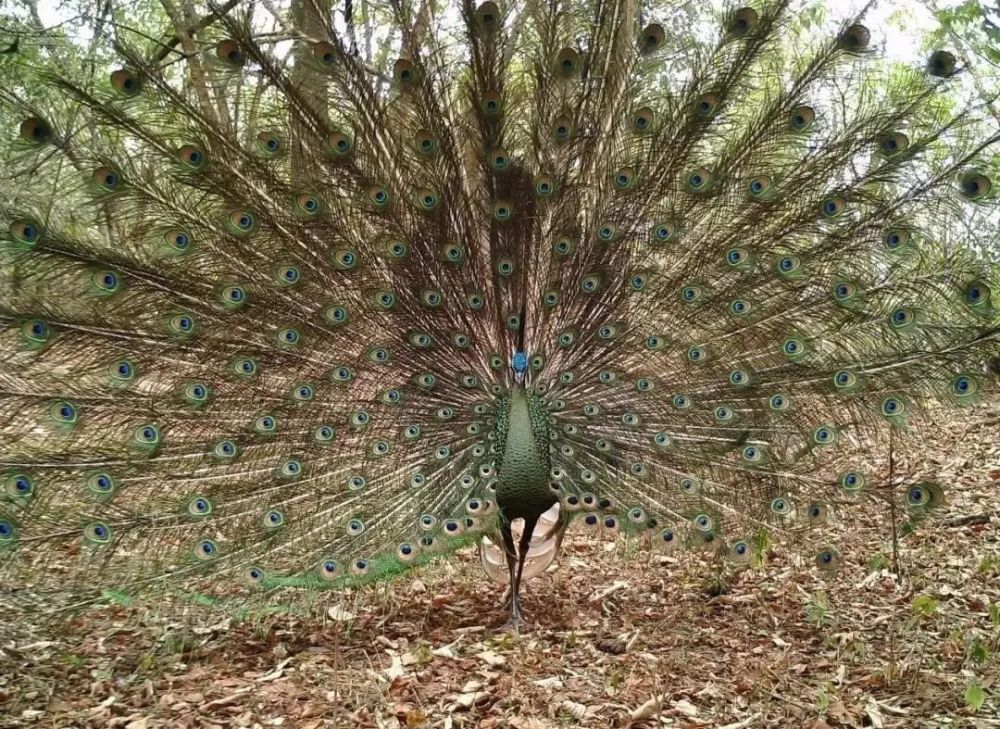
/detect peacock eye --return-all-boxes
[881,397,904,417]
[93,167,121,190]
[326,305,349,324]
[788,105,815,131]
[309,40,337,67]
[89,473,115,494]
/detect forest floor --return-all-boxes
[2,411,999,729]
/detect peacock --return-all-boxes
[0,0,997,632]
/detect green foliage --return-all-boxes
[868,553,890,572]
[911,594,939,619]
[805,590,834,628]
[967,635,990,665]
[965,679,985,713]
[927,1,1000,65]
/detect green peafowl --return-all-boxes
[0,0,998,631]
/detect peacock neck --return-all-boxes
[494,385,556,521]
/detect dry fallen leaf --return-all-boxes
[477,650,506,667]
[631,694,665,721]
[327,605,356,622]
[557,699,588,720]
[384,655,406,680]
[451,691,488,710]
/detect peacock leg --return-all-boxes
[499,520,518,613]
[503,514,541,631]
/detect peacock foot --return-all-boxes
[500,614,525,633]
[499,595,526,632]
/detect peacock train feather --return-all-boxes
[0,0,997,628]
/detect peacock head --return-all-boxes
[511,350,528,382]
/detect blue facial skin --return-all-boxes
[512,350,528,381]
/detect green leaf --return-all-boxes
[969,637,990,664]
[978,555,999,574]
[912,594,939,618]
[965,680,985,713]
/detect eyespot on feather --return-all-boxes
[815,547,840,571]
[686,167,713,192]
[632,106,654,133]
[475,2,501,32]
[877,132,909,158]
[313,41,337,68]
[492,200,513,221]
[19,117,52,144]
[534,173,555,198]
[727,8,759,38]
[215,39,245,67]
[227,210,257,236]
[91,166,123,193]
[326,129,353,157]
[9,219,41,246]
[554,47,580,77]
[176,144,206,170]
[295,193,322,217]
[820,195,846,218]
[612,167,636,191]
[552,114,574,142]
[839,24,870,53]
[414,187,440,211]
[256,131,283,156]
[693,93,720,119]
[110,68,142,96]
[414,129,438,156]
[883,227,912,252]
[927,50,956,77]
[746,175,774,199]
[368,185,391,209]
[788,105,815,132]
[481,90,502,116]
[639,24,664,54]
[958,171,991,201]
[393,58,419,88]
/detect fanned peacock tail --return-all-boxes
[0,0,997,619]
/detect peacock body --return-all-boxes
[0,0,997,628]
